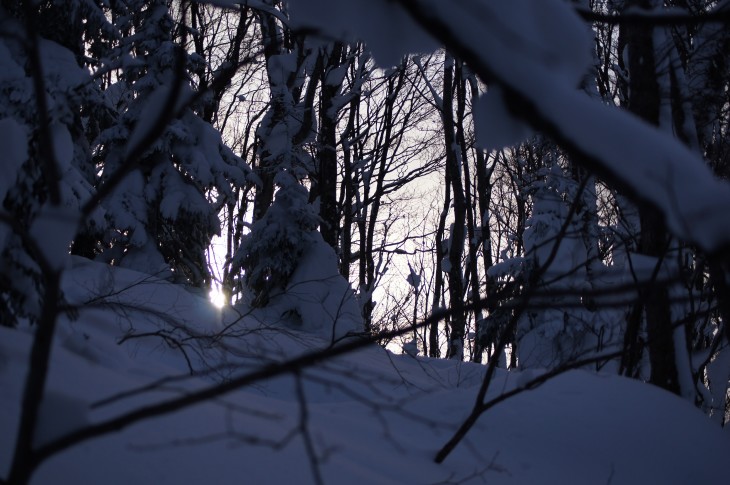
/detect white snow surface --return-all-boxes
[264,233,363,343]
[288,0,438,68]
[28,206,79,271]
[1,260,728,484]
[473,85,533,151]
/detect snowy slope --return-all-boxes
[1,260,728,484]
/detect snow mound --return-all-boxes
[1,261,728,484]
[265,233,364,344]
[34,390,90,447]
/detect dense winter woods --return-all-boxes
[1,0,730,483]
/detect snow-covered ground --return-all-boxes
[1,259,728,484]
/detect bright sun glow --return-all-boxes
[209,288,225,308]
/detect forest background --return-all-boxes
[1,0,730,483]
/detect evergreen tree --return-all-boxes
[94,0,249,288]
[0,0,110,325]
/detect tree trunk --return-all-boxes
[315,43,345,250]
[624,0,680,394]
[442,55,467,360]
